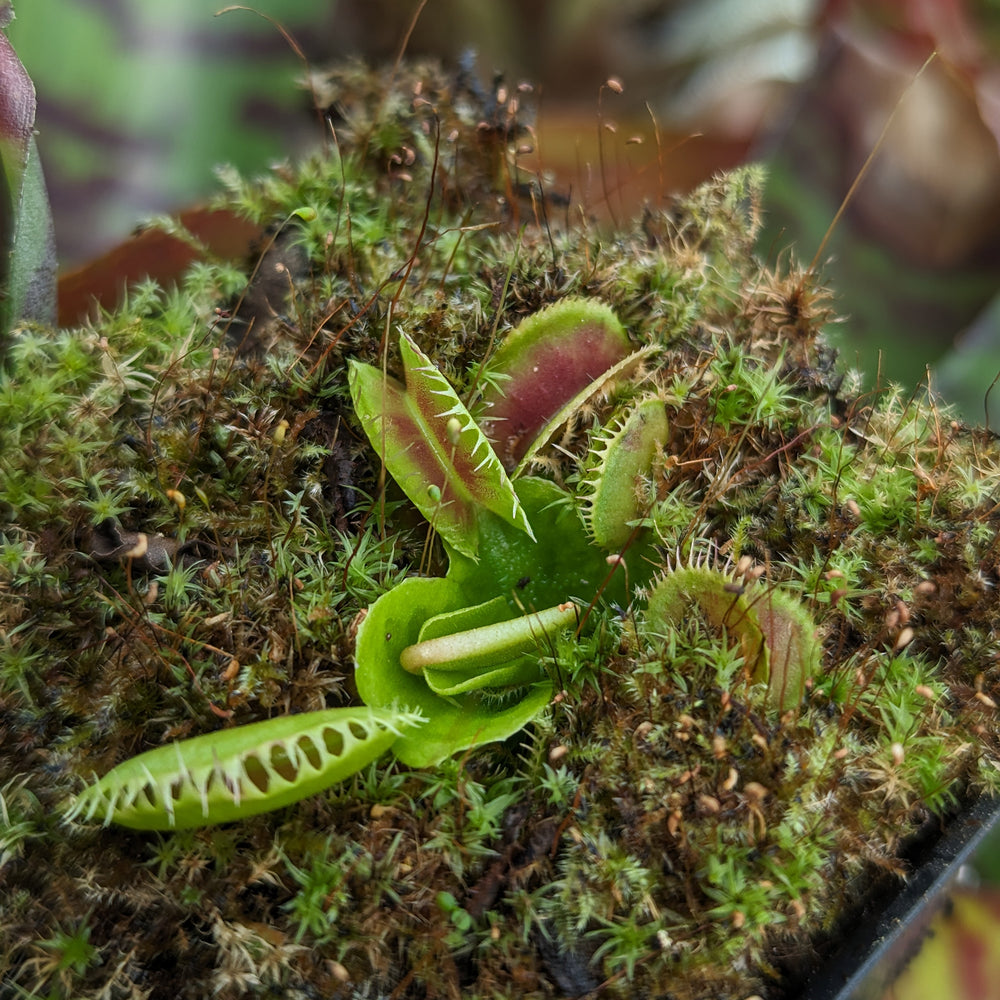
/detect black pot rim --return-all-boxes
[794,794,1000,1000]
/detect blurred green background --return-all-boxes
[9,0,1000,424]
[7,0,334,266]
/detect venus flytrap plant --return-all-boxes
[70,300,654,824]
[63,273,812,841]
[347,301,665,768]
[81,290,719,825]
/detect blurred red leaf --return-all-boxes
[57,207,259,328]
[885,888,1000,1000]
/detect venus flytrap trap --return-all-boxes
[581,394,669,550]
[646,562,768,688]
[348,330,533,559]
[474,297,644,469]
[68,706,424,830]
[641,542,825,712]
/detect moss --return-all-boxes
[2,59,1000,999]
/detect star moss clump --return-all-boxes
[2,59,1000,1000]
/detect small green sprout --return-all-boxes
[35,918,99,994]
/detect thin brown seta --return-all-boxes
[807,50,939,277]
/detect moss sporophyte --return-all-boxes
[5,60,1000,1000]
